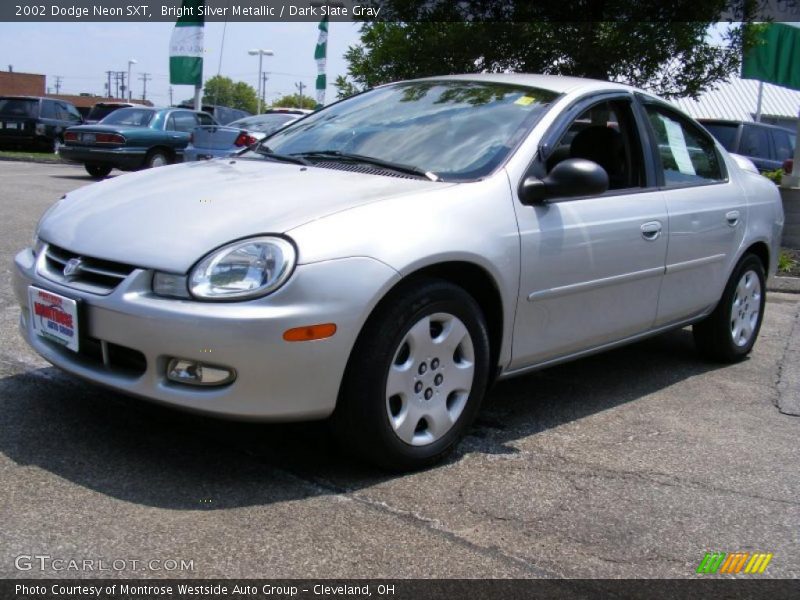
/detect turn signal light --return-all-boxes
[283,323,337,342]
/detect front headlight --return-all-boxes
[188,236,296,300]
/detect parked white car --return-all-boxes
[14,74,783,470]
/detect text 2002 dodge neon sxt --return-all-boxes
[14,75,783,470]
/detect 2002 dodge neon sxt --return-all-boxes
[14,74,783,470]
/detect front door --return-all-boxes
[510,96,668,369]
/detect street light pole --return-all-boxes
[127,59,137,102]
[248,49,274,114]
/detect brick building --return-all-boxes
[0,70,45,96]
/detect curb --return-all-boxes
[768,276,800,294]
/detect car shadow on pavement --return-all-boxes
[0,327,722,510]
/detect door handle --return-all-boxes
[726,210,740,227]
[640,221,662,241]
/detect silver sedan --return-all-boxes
[13,74,783,470]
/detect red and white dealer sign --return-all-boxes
[28,286,79,352]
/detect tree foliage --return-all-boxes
[337,1,761,100]
[271,93,318,109]
[203,76,259,113]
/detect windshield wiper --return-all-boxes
[292,150,440,182]
[254,145,311,166]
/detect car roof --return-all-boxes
[402,73,639,96]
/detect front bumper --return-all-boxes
[14,248,399,420]
[59,145,147,170]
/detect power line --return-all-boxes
[138,73,152,101]
[295,81,306,106]
[53,76,63,95]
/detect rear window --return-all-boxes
[701,122,738,151]
[100,108,155,127]
[88,104,128,121]
[0,98,39,118]
[234,114,296,134]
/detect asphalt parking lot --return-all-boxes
[1,161,799,579]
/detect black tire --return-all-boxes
[693,253,766,363]
[332,279,491,471]
[144,149,170,169]
[85,164,112,179]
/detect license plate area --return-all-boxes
[28,286,80,352]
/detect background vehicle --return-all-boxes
[84,102,135,124]
[185,108,310,161]
[177,103,250,125]
[0,96,83,152]
[14,75,783,470]
[59,106,217,178]
[699,119,796,173]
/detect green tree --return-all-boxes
[334,74,362,99]
[340,1,761,99]
[203,75,258,113]
[271,93,318,109]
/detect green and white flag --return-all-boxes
[314,17,328,108]
[169,0,204,86]
[742,22,800,91]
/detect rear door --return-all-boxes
[639,100,746,326]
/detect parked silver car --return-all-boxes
[184,109,311,161]
[13,75,783,470]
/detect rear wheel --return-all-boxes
[85,164,112,179]
[145,149,170,169]
[693,253,766,362]
[333,280,490,471]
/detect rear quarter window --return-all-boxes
[0,98,39,118]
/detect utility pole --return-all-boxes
[105,71,113,98]
[54,76,63,95]
[169,87,174,106]
[119,72,127,102]
[139,73,151,102]
[295,81,306,108]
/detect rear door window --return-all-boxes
[740,125,772,160]
[168,112,199,132]
[644,104,725,187]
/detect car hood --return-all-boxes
[38,158,451,272]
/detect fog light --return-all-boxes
[166,358,235,386]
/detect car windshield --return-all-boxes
[0,98,39,118]
[88,104,128,121]
[99,107,155,127]
[262,81,559,180]
[702,123,738,152]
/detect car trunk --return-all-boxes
[191,125,244,149]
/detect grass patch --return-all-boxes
[0,150,65,163]
[779,248,800,277]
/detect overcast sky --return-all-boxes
[0,21,362,105]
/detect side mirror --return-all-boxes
[519,158,609,205]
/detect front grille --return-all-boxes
[40,334,147,378]
[39,244,136,295]
[312,160,421,180]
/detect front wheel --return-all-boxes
[333,280,491,471]
[693,253,766,363]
